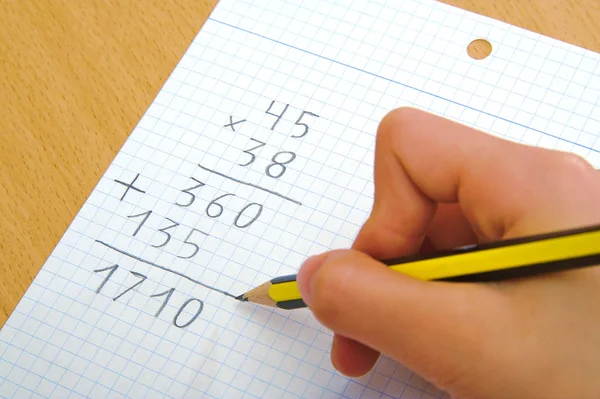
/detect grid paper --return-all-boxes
[2,0,600,398]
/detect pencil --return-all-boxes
[235,223,600,310]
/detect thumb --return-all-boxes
[297,249,507,390]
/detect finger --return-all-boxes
[299,253,381,376]
[336,204,476,375]
[354,107,600,261]
[331,334,380,377]
[299,249,504,390]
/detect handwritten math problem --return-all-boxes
[92,98,320,329]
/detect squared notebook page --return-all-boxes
[2,0,600,398]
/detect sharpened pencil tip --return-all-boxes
[234,294,247,301]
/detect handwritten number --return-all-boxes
[207,193,235,218]
[174,298,204,328]
[151,218,179,248]
[127,210,152,237]
[176,178,205,207]
[113,271,147,301]
[292,111,319,138]
[239,138,266,167]
[150,287,175,317]
[265,100,289,130]
[234,203,263,228]
[178,228,208,259]
[266,151,296,178]
[93,264,119,293]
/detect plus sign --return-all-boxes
[114,173,146,201]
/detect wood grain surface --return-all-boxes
[1,0,599,327]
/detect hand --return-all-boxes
[296,108,600,399]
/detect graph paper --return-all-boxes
[2,0,600,397]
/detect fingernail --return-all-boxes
[297,250,349,306]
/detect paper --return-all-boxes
[2,0,600,397]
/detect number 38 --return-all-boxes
[238,138,297,179]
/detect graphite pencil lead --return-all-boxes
[234,294,247,301]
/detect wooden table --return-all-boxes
[1,0,599,327]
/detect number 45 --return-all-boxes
[265,101,319,138]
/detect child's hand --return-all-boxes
[297,108,600,399]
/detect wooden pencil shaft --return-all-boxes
[237,223,600,309]
[381,222,600,267]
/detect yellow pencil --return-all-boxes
[235,223,600,310]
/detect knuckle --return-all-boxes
[547,151,599,188]
[379,107,421,136]
[553,151,594,174]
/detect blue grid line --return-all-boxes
[193,5,322,398]
[183,5,382,396]
[3,279,351,398]
[170,27,599,162]
[200,3,370,397]
[0,324,126,398]
[220,0,600,122]
[193,19,598,144]
[208,18,600,155]
[177,19,284,398]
